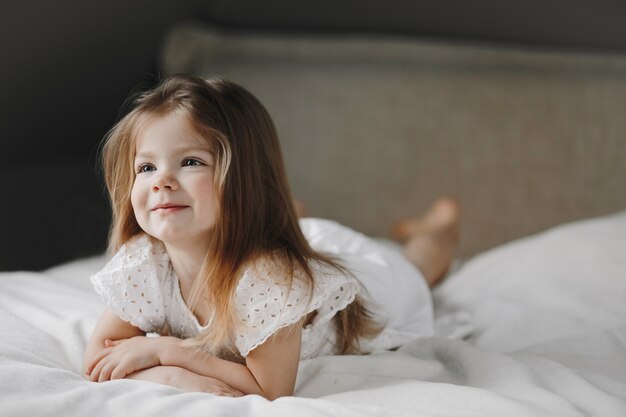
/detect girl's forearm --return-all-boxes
[160,344,264,396]
[126,365,177,386]
[128,365,244,396]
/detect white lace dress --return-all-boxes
[90,218,433,360]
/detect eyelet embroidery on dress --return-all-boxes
[234,257,361,358]
[91,234,362,359]
[90,234,168,333]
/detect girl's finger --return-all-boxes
[89,355,109,382]
[219,388,243,397]
[86,347,111,375]
[98,361,116,383]
[110,362,130,380]
[89,362,102,382]
[104,338,125,347]
[110,367,123,380]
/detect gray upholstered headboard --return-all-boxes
[161,23,626,258]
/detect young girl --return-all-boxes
[83,74,460,399]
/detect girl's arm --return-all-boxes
[160,320,304,400]
[84,313,242,396]
[83,309,145,376]
[127,366,244,396]
[87,317,303,399]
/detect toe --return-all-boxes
[427,197,461,227]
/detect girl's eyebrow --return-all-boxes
[135,146,213,159]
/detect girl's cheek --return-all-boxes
[130,187,146,228]
[130,181,145,208]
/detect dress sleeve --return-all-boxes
[233,256,360,357]
[90,234,169,334]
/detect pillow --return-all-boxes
[433,210,626,354]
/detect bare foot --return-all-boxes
[390,198,461,287]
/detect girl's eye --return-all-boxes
[137,164,155,174]
[183,158,203,167]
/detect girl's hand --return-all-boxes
[170,367,245,397]
[86,336,178,382]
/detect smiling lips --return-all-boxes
[151,203,189,213]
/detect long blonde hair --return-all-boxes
[101,74,381,356]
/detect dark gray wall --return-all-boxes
[198,0,626,52]
[1,0,625,270]
[0,1,194,270]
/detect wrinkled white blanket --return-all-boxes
[1,212,625,417]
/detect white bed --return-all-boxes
[1,211,625,417]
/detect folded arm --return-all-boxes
[126,365,244,396]
[85,310,244,395]
[83,309,146,375]
[85,309,303,399]
[159,321,303,399]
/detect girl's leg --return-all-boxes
[391,198,461,288]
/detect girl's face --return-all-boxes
[131,112,219,247]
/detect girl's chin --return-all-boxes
[148,230,212,247]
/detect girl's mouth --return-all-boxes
[151,203,189,213]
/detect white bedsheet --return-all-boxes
[1,212,625,417]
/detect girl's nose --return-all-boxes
[152,172,179,191]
